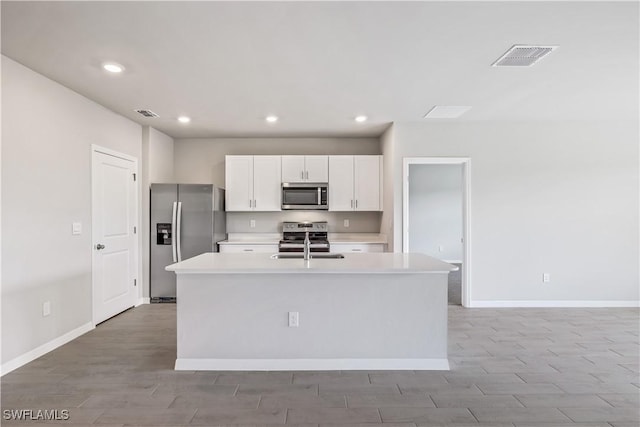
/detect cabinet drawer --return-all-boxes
[330,243,385,253]
[219,244,279,253]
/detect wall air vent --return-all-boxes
[492,45,558,67]
[135,109,159,118]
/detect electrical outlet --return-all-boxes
[288,311,299,327]
[343,219,350,228]
[72,222,82,235]
[438,245,444,252]
[542,273,551,283]
[43,301,51,317]
[250,219,256,228]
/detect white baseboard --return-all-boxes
[1,322,94,376]
[135,297,150,306]
[175,358,450,371]
[469,300,640,308]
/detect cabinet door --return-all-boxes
[328,156,355,211]
[354,155,381,211]
[305,156,329,182]
[220,244,279,253]
[253,156,282,211]
[281,156,305,182]
[225,156,253,211]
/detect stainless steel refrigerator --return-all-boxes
[150,184,226,302]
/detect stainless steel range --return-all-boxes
[279,221,330,253]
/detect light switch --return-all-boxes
[72,222,82,235]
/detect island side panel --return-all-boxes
[176,272,448,370]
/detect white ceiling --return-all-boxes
[2,1,638,138]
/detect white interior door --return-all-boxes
[92,148,138,324]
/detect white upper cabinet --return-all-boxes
[329,155,382,211]
[281,155,328,183]
[354,155,381,211]
[253,156,282,211]
[328,155,355,211]
[304,156,329,182]
[225,156,253,211]
[225,155,281,211]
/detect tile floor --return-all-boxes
[1,304,638,426]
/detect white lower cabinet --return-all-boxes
[330,243,385,253]
[219,244,279,253]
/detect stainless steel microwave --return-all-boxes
[282,183,328,210]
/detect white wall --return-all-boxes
[174,137,380,186]
[388,121,639,304]
[408,164,463,261]
[141,127,174,298]
[1,56,143,369]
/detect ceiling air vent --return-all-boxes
[492,45,558,67]
[135,109,159,118]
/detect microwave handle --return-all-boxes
[317,187,321,205]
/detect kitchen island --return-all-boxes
[166,252,456,371]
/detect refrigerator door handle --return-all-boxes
[176,201,183,262]
[171,202,178,262]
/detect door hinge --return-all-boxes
[132,173,136,181]
[134,279,137,287]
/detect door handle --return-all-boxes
[176,202,183,262]
[171,202,178,262]
[96,243,105,250]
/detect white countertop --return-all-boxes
[166,252,456,275]
[218,233,387,245]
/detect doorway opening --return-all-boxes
[403,158,470,307]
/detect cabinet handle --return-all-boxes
[243,248,254,252]
[350,200,353,208]
[355,200,358,209]
[305,170,309,180]
[253,199,257,208]
[249,199,252,208]
[352,248,362,252]
[301,171,304,179]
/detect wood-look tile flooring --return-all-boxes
[1,304,638,426]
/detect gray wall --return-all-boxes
[173,137,381,186]
[175,137,383,234]
[388,121,639,303]
[408,164,463,261]
[141,127,175,298]
[227,212,381,234]
[1,56,143,365]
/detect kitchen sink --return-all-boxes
[271,253,345,259]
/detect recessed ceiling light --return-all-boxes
[177,116,191,124]
[355,115,368,123]
[266,115,278,123]
[424,106,472,119]
[103,62,124,73]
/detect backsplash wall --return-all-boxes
[227,212,382,233]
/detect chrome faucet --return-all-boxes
[303,230,311,260]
